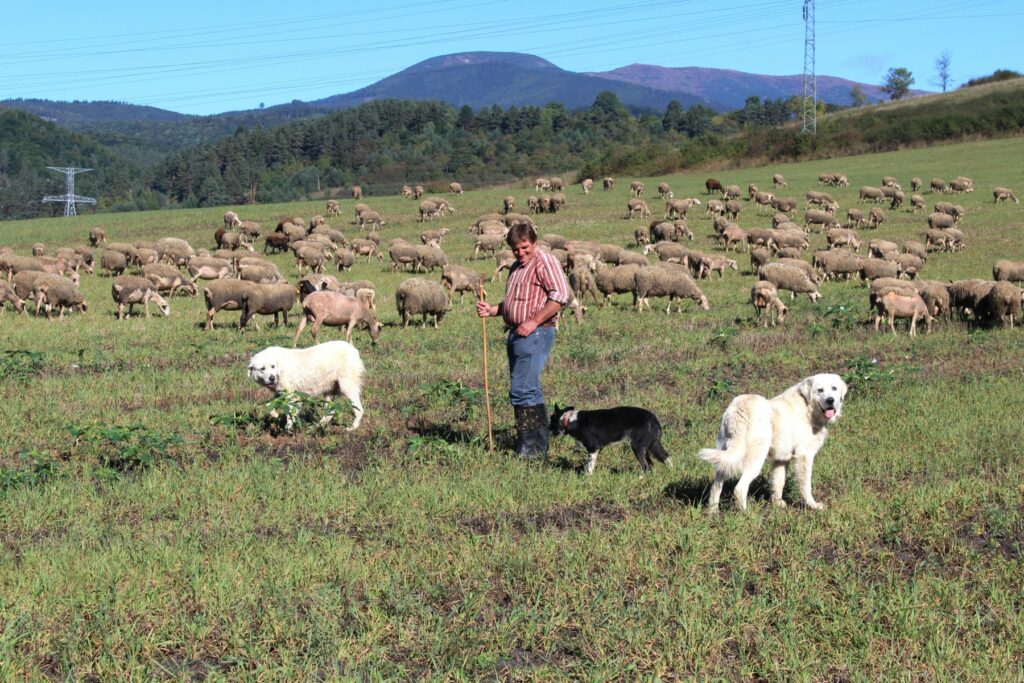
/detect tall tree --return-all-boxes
[933,51,953,92]
[881,67,915,101]
[849,85,868,107]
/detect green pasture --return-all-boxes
[0,137,1022,680]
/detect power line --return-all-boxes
[802,0,816,134]
[42,167,96,217]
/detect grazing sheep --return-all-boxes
[722,184,742,200]
[395,278,451,329]
[111,275,170,319]
[633,265,709,313]
[868,205,884,229]
[415,245,448,272]
[930,178,949,193]
[248,341,365,431]
[603,177,614,191]
[351,239,383,263]
[142,263,197,297]
[868,239,899,260]
[927,212,955,230]
[805,190,835,207]
[293,290,381,345]
[875,291,932,335]
[31,243,45,257]
[881,176,901,190]
[33,274,87,318]
[918,281,951,322]
[448,181,463,195]
[705,178,723,194]
[223,211,242,229]
[804,209,839,232]
[626,199,651,219]
[771,197,798,215]
[769,228,810,252]
[188,256,232,281]
[594,263,642,306]
[11,270,46,301]
[893,253,924,280]
[772,173,787,188]
[751,280,787,327]
[859,187,887,203]
[0,280,26,313]
[569,264,599,304]
[976,281,1022,328]
[725,200,742,220]
[239,263,286,286]
[950,177,973,193]
[581,179,593,194]
[542,233,567,250]
[844,208,864,229]
[100,250,128,277]
[758,263,821,301]
[859,258,900,282]
[441,264,486,303]
[358,210,385,231]
[748,247,772,274]
[657,182,673,199]
[2,255,43,280]
[386,243,420,272]
[351,186,363,200]
[903,240,928,262]
[418,200,441,222]
[745,228,776,250]
[777,257,819,285]
[911,177,923,192]
[698,254,738,279]
[643,241,689,265]
[535,178,551,192]
[890,191,905,210]
[264,232,291,254]
[720,224,748,252]
[472,234,505,261]
[827,228,861,252]
[88,227,106,247]
[414,185,425,199]
[203,279,261,330]
[238,283,298,330]
[993,187,1019,204]
[753,191,775,212]
[326,199,341,217]
[550,177,564,192]
[630,181,645,197]
[705,199,725,218]
[993,260,1024,284]
[155,237,195,265]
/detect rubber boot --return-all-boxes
[513,404,549,459]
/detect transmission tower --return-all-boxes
[801,0,816,134]
[42,166,96,216]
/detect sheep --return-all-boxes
[626,199,651,219]
[581,179,593,194]
[643,241,689,265]
[223,211,242,229]
[940,227,965,252]
[909,194,926,213]
[657,182,673,199]
[88,227,106,247]
[358,210,385,231]
[400,186,413,199]
[875,291,932,335]
[725,200,742,220]
[911,177,923,192]
[804,209,839,232]
[535,178,551,192]
[33,274,87,318]
[722,184,742,200]
[594,263,642,307]
[569,264,599,304]
[203,279,262,330]
[11,270,46,301]
[705,199,725,218]
[542,233,567,250]
[751,280,787,327]
[111,275,170,319]
[550,177,564,192]
[665,198,698,219]
[758,263,821,301]
[777,257,819,284]
[918,281,951,322]
[893,253,924,280]
[772,173,787,188]
[771,196,798,214]
[326,199,341,217]
[950,177,973,193]
[868,206,884,231]
[720,224,748,252]
[650,221,682,243]
[630,181,645,197]
[993,260,1024,284]
[418,200,441,222]
[415,245,448,272]
[805,190,835,207]
[550,192,567,212]
[188,256,232,281]
[239,263,286,285]
[238,283,298,330]
[298,274,342,300]
[859,258,899,282]
[441,264,486,303]
[947,279,995,321]
[471,234,505,261]
[154,237,195,266]
[142,263,197,297]
[601,177,614,191]
[264,232,291,254]
[704,178,723,194]
[351,186,363,200]
[927,212,955,230]
[698,254,738,279]
[30,243,45,258]
[859,186,887,203]
[292,290,381,346]
[753,191,775,212]
[395,278,451,329]
[868,239,899,260]
[748,247,772,274]
[0,255,41,281]
[491,250,516,282]
[449,181,463,194]
[633,265,709,313]
[745,228,776,250]
[0,280,26,313]
[351,239,383,263]
[827,228,862,252]
[930,178,949,193]
[414,185,425,199]
[976,281,1022,328]
[769,228,810,252]
[100,250,128,277]
[993,187,1019,204]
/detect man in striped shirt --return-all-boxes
[477,223,571,458]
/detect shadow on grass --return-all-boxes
[663,475,774,508]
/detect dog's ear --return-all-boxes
[797,377,814,404]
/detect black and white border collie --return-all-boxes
[549,405,672,475]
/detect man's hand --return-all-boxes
[515,319,539,337]
[477,301,497,318]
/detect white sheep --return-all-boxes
[874,291,932,335]
[751,280,787,327]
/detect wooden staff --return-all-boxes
[478,284,494,451]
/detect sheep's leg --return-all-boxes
[345,319,355,343]
[888,314,897,335]
[769,461,788,508]
[292,316,308,347]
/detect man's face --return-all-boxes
[511,239,535,263]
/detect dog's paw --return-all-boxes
[772,499,787,509]
[807,500,826,510]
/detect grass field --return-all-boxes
[1,137,1023,680]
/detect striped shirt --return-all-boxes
[502,249,571,327]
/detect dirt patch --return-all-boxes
[460,500,628,536]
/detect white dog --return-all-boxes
[698,373,848,512]
[247,341,365,431]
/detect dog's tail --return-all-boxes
[697,444,748,479]
[650,438,672,465]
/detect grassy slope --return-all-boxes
[0,138,1023,680]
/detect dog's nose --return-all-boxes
[268,375,276,384]
[825,396,835,406]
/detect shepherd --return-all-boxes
[476,223,571,458]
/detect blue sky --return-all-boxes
[1,0,1020,115]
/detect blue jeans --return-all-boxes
[507,327,555,406]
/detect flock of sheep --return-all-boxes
[1,169,1021,348]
